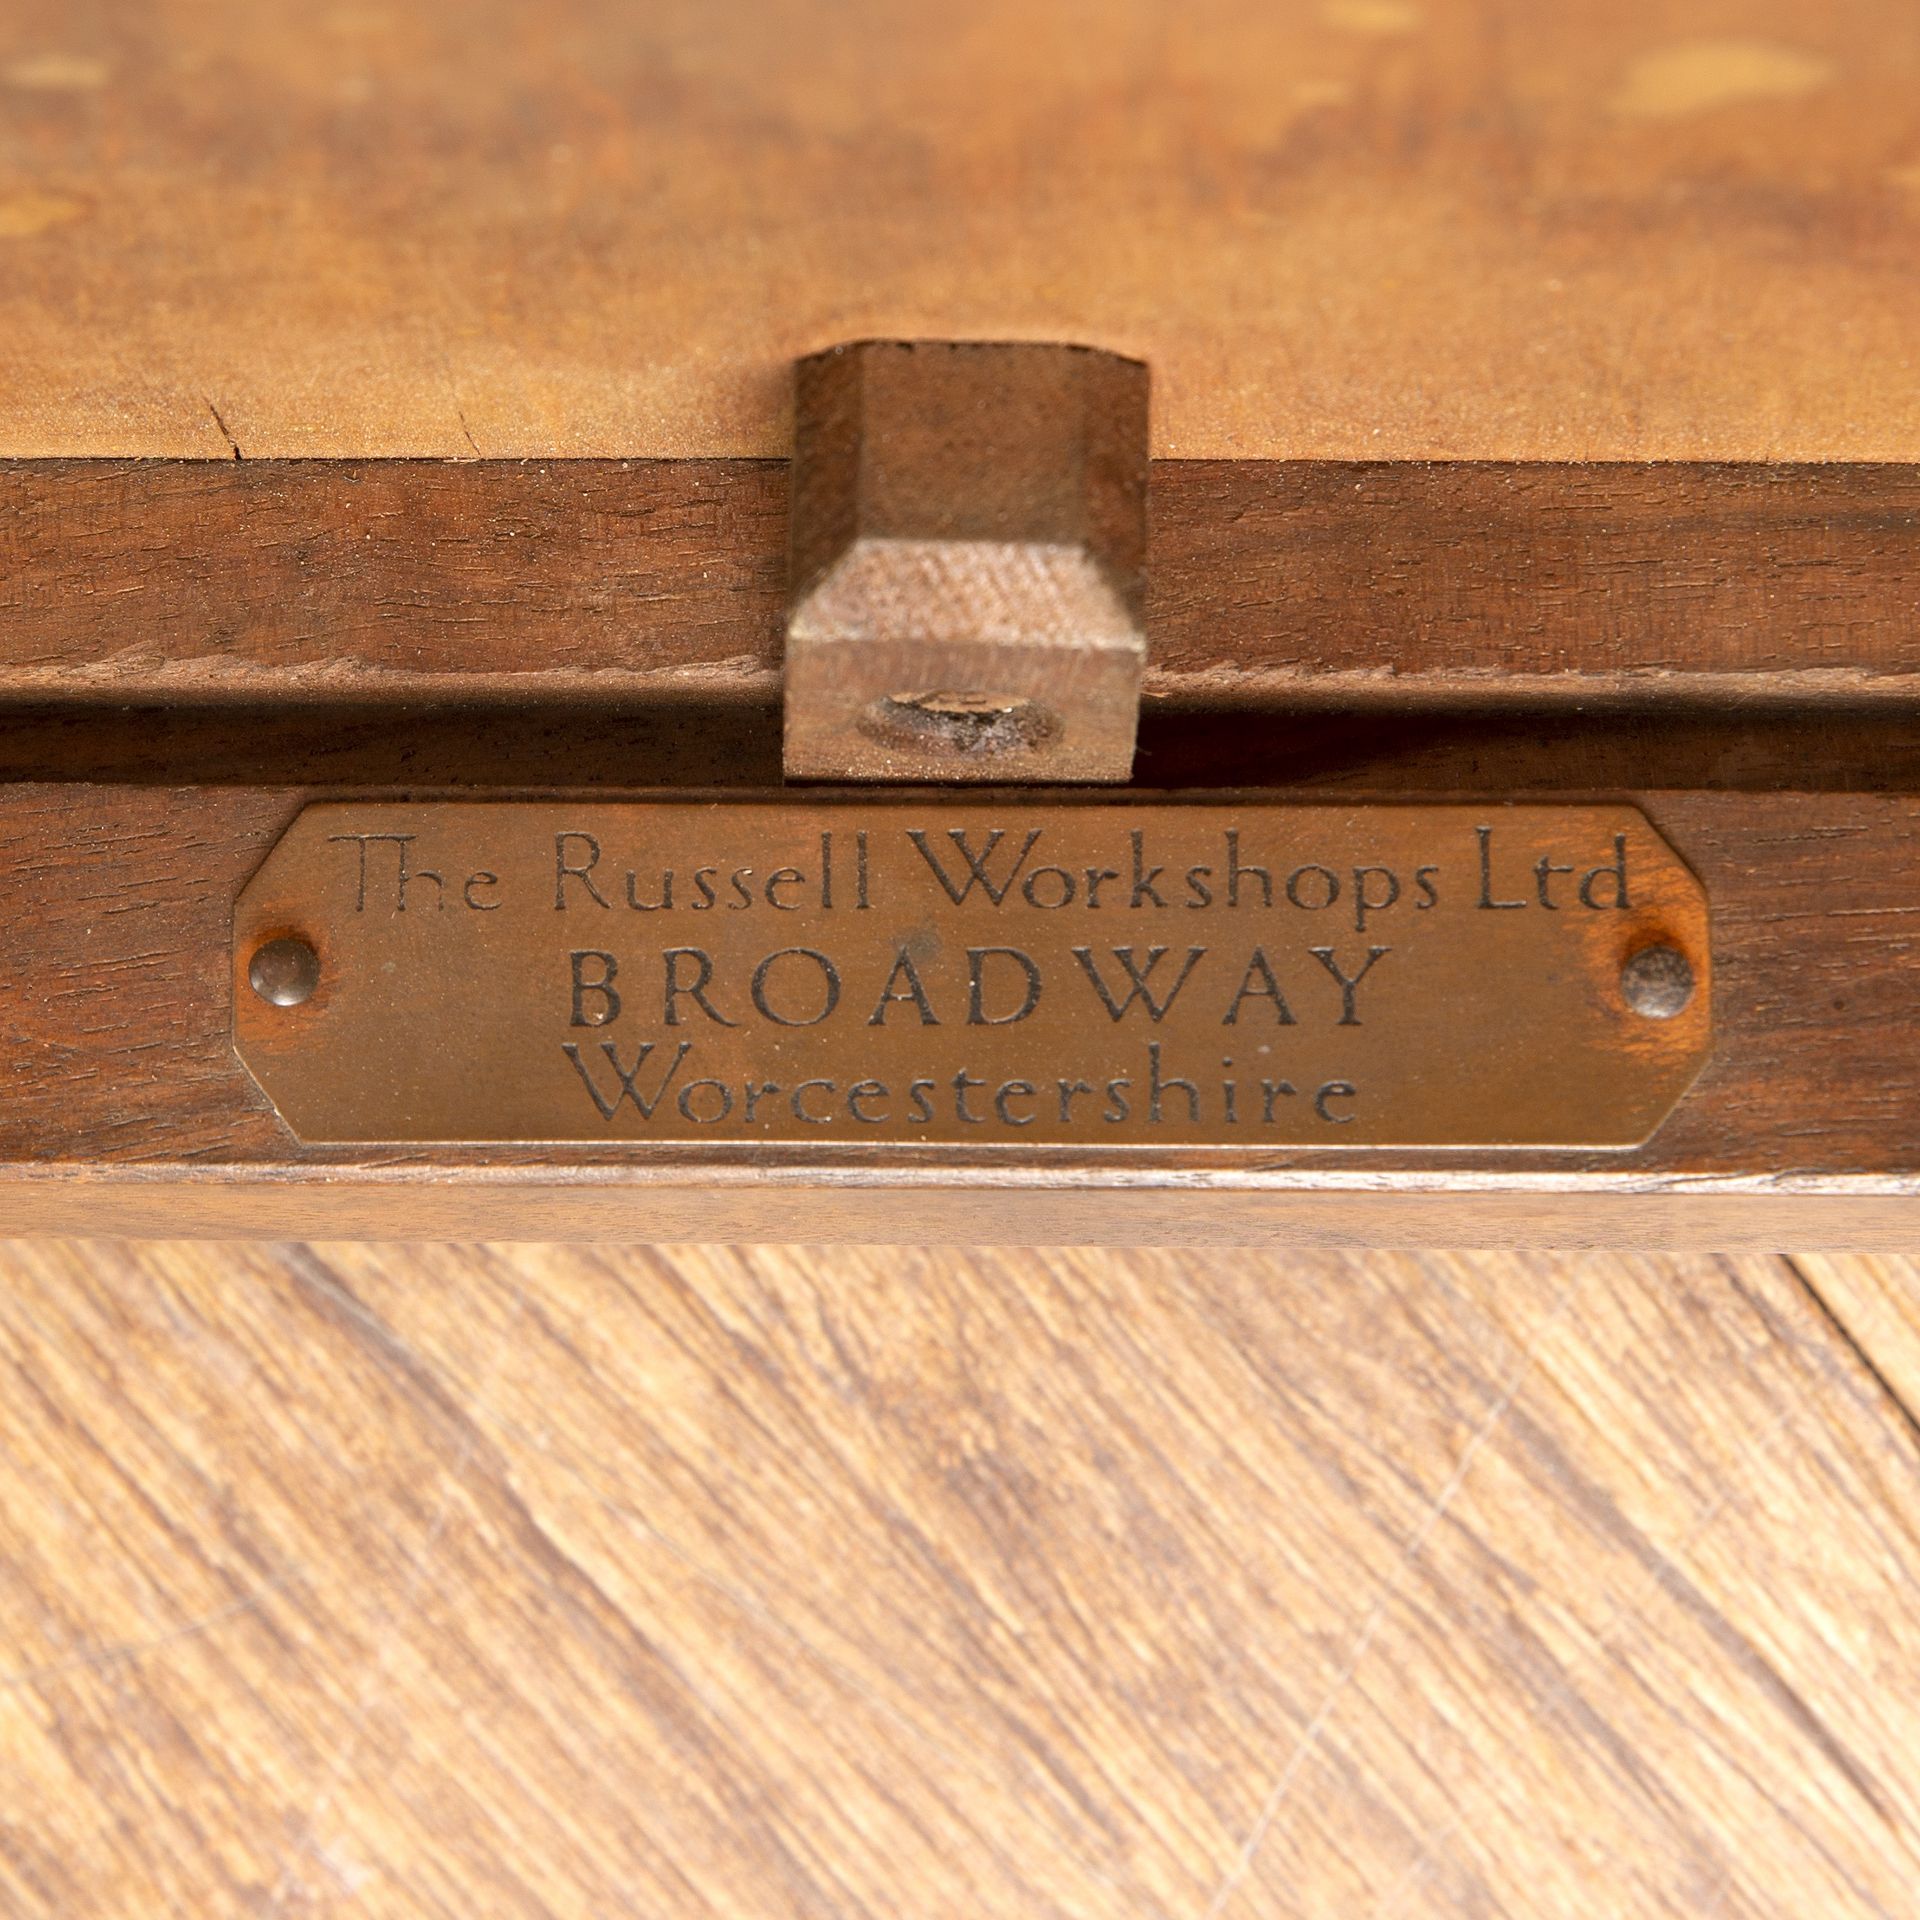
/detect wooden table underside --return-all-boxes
[4,1,1920,1236]
[4,6,1920,1918]
[7,0,1920,465]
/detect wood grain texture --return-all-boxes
[2,1240,1919,1918]
[7,461,1920,705]
[6,1,1920,460]
[0,783,1913,1242]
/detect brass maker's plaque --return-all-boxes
[234,802,1710,1148]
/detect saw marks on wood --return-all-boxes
[0,1244,1917,1917]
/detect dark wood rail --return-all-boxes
[6,460,1920,707]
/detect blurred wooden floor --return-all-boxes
[0,1245,1916,1918]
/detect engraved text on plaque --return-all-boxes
[234,802,1710,1147]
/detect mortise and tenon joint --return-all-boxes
[783,340,1150,784]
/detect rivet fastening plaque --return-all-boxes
[1620,944,1695,1019]
[248,935,321,1008]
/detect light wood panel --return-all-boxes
[5,0,1920,459]
[1,1241,1917,1917]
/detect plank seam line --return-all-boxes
[1780,1255,1920,1453]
